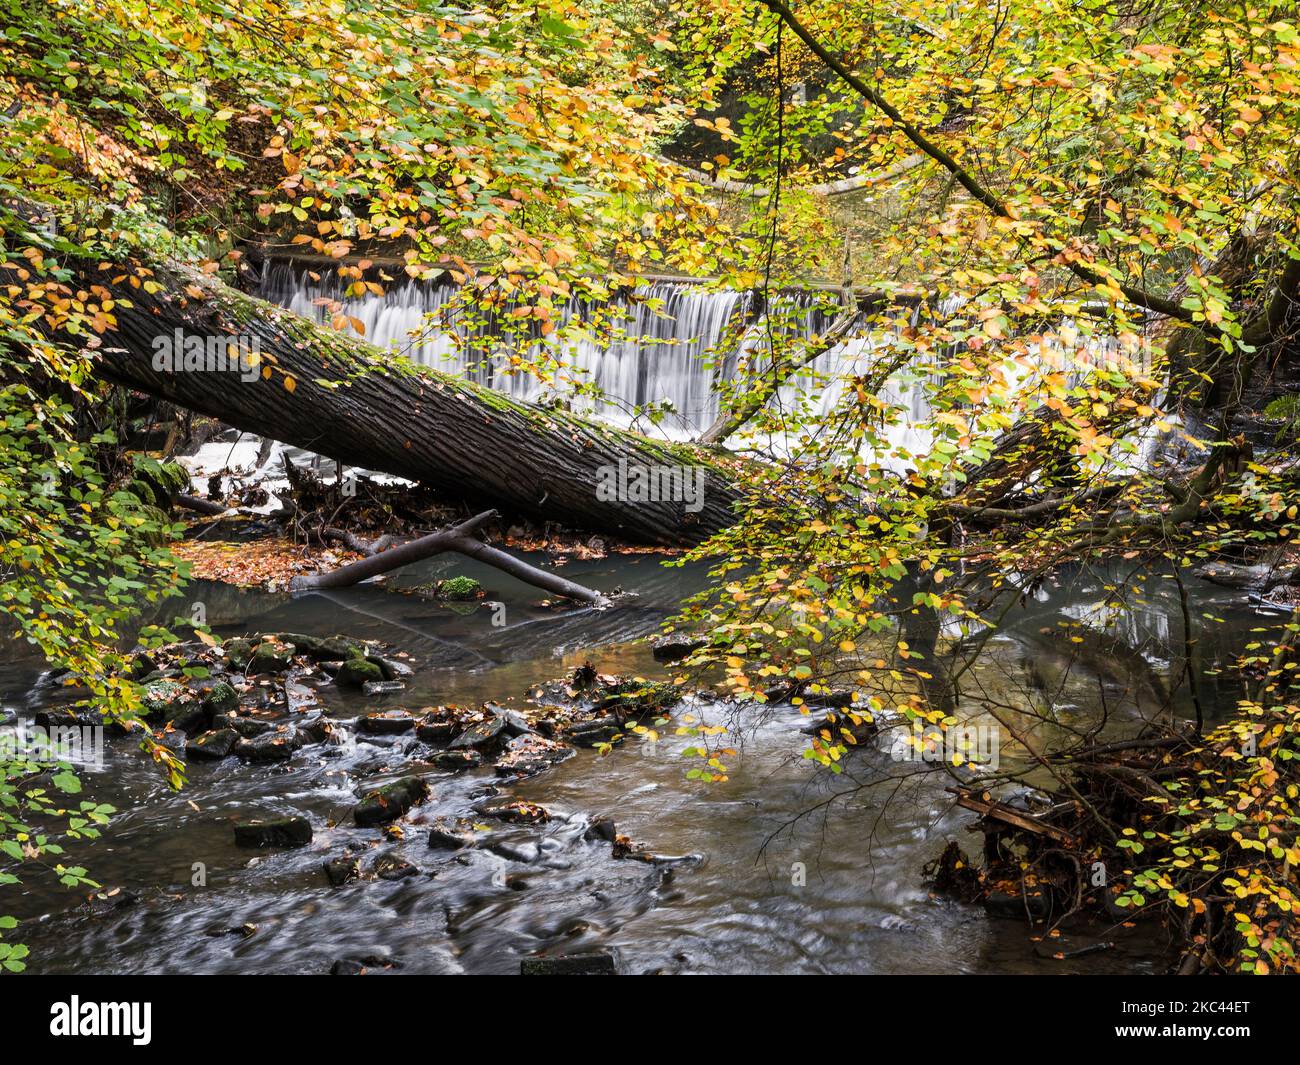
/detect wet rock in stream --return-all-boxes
[449,713,508,750]
[362,680,407,696]
[323,856,362,887]
[359,709,417,735]
[233,816,313,849]
[201,680,239,718]
[432,749,482,771]
[336,657,385,687]
[248,636,296,674]
[650,634,706,662]
[187,728,240,759]
[329,954,403,975]
[476,798,551,825]
[428,825,477,851]
[520,952,616,976]
[353,776,431,827]
[583,817,618,844]
[372,853,419,881]
[235,729,301,763]
[63,640,708,974]
[495,734,573,777]
[34,706,129,736]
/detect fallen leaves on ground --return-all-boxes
[172,537,363,591]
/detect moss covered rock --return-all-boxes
[353,776,429,826]
[336,656,384,687]
[437,575,482,601]
[248,636,295,674]
[201,680,239,718]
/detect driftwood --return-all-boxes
[289,509,611,607]
[949,787,1078,846]
[177,493,228,516]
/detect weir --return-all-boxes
[262,262,1149,469]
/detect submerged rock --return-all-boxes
[233,816,312,848]
[487,838,541,864]
[428,825,476,851]
[651,634,705,662]
[323,856,361,887]
[369,655,413,681]
[362,680,406,697]
[353,775,430,826]
[520,953,616,976]
[984,886,1053,920]
[329,954,398,975]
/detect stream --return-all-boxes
[2,549,1284,975]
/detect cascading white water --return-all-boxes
[263,264,758,437]
[262,263,1147,471]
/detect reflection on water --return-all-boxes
[0,552,1282,974]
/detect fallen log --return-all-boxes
[176,493,228,516]
[949,787,1078,846]
[289,509,611,606]
[1193,559,1300,591]
[61,256,747,546]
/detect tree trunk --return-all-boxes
[74,259,746,546]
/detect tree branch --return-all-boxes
[759,0,1197,324]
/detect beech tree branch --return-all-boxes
[759,0,1197,325]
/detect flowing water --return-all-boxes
[262,263,1154,474]
[2,547,1283,975]
[0,271,1249,973]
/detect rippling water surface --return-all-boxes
[2,551,1278,974]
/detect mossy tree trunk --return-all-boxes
[76,259,746,546]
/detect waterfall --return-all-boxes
[261,263,1145,471]
[263,263,762,437]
